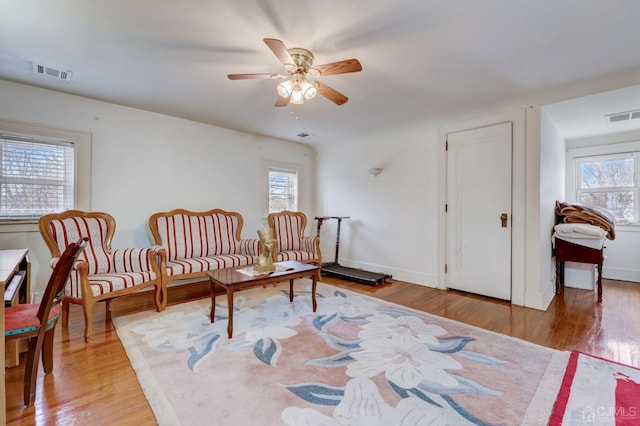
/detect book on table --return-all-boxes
[237,263,295,277]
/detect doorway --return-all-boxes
[445,122,513,300]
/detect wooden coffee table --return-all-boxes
[206,260,319,338]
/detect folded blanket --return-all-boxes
[555,201,616,240]
[553,223,608,239]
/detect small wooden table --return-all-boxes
[554,238,605,302]
[206,261,319,338]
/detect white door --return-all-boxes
[446,122,512,300]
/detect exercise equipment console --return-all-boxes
[315,216,392,285]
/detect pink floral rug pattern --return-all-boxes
[113,281,567,425]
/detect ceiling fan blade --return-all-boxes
[263,38,294,66]
[275,95,290,107]
[315,81,349,105]
[313,58,362,76]
[227,73,284,80]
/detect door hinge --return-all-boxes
[444,264,448,273]
[445,140,448,151]
[445,204,448,212]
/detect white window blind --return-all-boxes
[0,134,74,220]
[268,167,298,213]
[576,152,638,224]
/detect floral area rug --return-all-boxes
[549,351,640,425]
[113,281,568,425]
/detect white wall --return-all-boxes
[538,108,567,296]
[315,106,537,308]
[315,102,626,311]
[0,80,316,295]
[315,124,439,285]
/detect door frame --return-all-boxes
[437,109,526,306]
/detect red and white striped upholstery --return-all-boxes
[273,236,319,262]
[39,210,164,343]
[268,211,321,265]
[166,254,254,276]
[45,217,157,298]
[151,212,259,277]
[271,213,304,251]
[154,213,242,260]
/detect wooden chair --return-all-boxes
[39,210,165,343]
[267,211,322,265]
[5,237,87,407]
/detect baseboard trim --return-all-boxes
[603,267,640,283]
[336,259,437,288]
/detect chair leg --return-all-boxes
[62,300,70,327]
[82,300,96,343]
[23,335,45,407]
[42,326,57,374]
[155,283,165,312]
[105,299,112,321]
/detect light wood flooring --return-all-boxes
[6,277,640,425]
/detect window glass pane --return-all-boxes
[0,136,74,220]
[579,191,634,222]
[268,168,297,213]
[580,157,635,188]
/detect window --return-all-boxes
[0,135,74,220]
[576,152,638,224]
[0,119,91,228]
[268,167,297,213]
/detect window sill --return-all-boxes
[614,223,640,233]
[0,221,39,233]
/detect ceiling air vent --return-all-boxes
[31,62,73,82]
[605,109,640,123]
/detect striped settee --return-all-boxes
[148,209,260,307]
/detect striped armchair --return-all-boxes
[38,210,164,343]
[148,209,260,306]
[267,211,321,266]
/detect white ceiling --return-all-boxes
[545,84,640,141]
[1,1,640,145]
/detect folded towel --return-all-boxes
[554,223,608,239]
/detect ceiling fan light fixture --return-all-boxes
[301,80,316,99]
[277,80,293,98]
[290,89,305,104]
[230,38,362,107]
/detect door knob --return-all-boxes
[500,213,508,228]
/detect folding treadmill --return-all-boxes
[315,216,392,285]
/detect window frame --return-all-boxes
[567,140,640,227]
[267,165,299,214]
[0,119,91,232]
[262,160,302,218]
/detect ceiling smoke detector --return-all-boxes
[31,62,73,81]
[605,109,640,123]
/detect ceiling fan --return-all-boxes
[228,38,362,107]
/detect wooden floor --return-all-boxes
[6,277,640,425]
